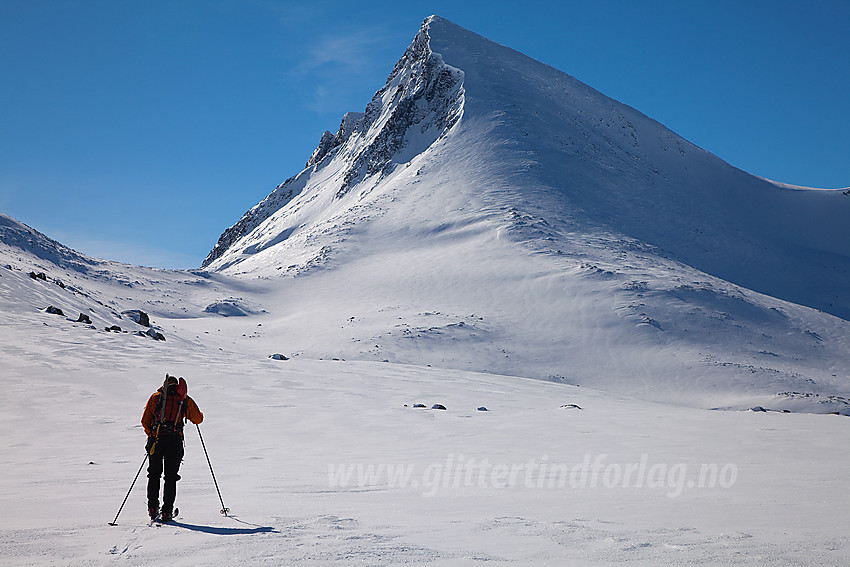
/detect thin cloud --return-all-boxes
[293,27,397,77]
[287,26,408,115]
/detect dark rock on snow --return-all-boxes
[132,327,165,341]
[144,328,166,341]
[122,309,151,327]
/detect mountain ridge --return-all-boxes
[202,16,465,269]
[0,212,97,273]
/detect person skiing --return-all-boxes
[141,374,203,522]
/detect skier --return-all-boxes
[141,374,203,522]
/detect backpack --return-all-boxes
[154,377,188,435]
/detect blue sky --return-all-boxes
[2,1,848,269]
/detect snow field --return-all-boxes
[1,313,848,565]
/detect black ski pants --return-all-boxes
[146,435,184,513]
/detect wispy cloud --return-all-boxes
[285,26,408,116]
[294,28,393,77]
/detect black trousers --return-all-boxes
[146,435,184,512]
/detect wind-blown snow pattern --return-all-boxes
[2,16,850,565]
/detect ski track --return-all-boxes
[2,517,448,566]
[3,514,848,566]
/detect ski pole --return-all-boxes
[108,452,148,526]
[196,424,229,516]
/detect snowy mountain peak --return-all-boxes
[202,17,464,269]
[203,16,850,324]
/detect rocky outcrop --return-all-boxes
[122,309,151,327]
[201,172,306,268]
[305,112,365,169]
[335,22,463,198]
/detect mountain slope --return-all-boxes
[204,16,850,322]
[192,16,850,411]
[0,212,247,346]
[0,212,96,272]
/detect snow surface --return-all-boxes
[1,276,849,565]
[2,14,850,566]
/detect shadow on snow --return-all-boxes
[169,519,277,536]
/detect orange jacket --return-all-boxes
[141,391,203,436]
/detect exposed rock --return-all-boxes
[76,313,92,324]
[132,329,164,341]
[122,309,151,327]
[45,306,64,316]
[269,353,289,361]
[144,328,166,341]
[305,130,338,169]
[335,25,463,199]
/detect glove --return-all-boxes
[146,436,155,453]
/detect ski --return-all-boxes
[149,507,179,526]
